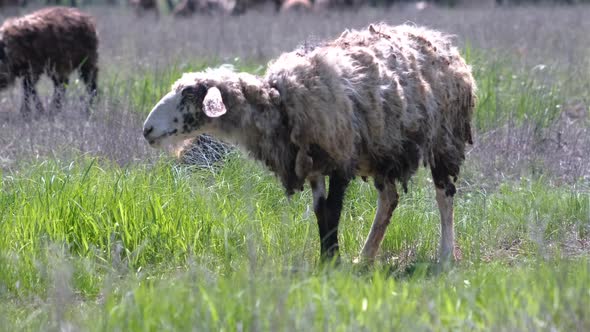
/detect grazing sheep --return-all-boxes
[0,7,98,116]
[129,0,175,18]
[314,0,365,10]
[129,0,158,17]
[280,0,312,13]
[172,0,195,16]
[0,0,19,6]
[45,0,77,7]
[172,0,234,16]
[143,23,477,264]
[232,0,281,15]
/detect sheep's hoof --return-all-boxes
[352,256,375,266]
[319,251,341,267]
[20,106,41,120]
[435,249,460,273]
[434,259,454,274]
[351,256,375,273]
[47,105,61,118]
[20,109,32,120]
[439,245,461,265]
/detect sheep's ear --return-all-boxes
[202,87,226,118]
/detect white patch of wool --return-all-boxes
[172,64,236,92]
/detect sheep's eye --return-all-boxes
[198,84,208,96]
[181,84,208,99]
[181,86,197,98]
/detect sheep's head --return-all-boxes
[143,70,234,148]
[0,39,15,90]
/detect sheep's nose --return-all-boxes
[143,126,154,138]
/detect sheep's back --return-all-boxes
[334,24,475,145]
[331,23,476,177]
[265,23,476,180]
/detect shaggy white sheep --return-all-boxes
[143,23,477,264]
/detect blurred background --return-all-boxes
[2,0,590,19]
[1,0,588,184]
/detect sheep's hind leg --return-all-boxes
[359,178,398,262]
[430,164,458,265]
[49,76,69,115]
[435,186,455,264]
[310,172,350,263]
[80,62,98,113]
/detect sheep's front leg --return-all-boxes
[310,172,349,262]
[359,179,398,261]
[21,75,44,116]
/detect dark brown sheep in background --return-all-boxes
[0,7,99,116]
[45,0,77,7]
[129,0,169,18]
[0,0,24,7]
[143,23,477,265]
[172,0,198,17]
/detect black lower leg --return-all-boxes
[20,88,31,116]
[317,172,349,260]
[21,76,43,115]
[80,64,98,107]
[50,77,68,113]
[430,163,456,197]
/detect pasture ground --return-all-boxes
[1,5,589,331]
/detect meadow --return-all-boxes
[0,4,589,331]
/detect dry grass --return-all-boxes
[1,5,589,183]
[470,114,589,185]
[0,91,157,169]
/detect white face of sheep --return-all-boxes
[142,84,227,148]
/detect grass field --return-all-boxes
[1,4,589,331]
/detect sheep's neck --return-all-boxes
[214,101,272,153]
[212,94,303,193]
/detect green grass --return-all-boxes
[3,258,589,331]
[471,52,567,131]
[1,157,588,330]
[1,24,589,330]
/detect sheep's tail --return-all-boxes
[468,87,477,145]
[461,77,477,146]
